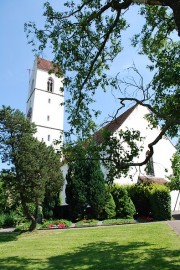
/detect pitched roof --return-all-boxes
[94,104,137,143]
[37,58,54,71]
[36,57,62,74]
[138,176,168,184]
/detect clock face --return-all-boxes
[27,107,32,119]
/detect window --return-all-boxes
[48,135,50,141]
[47,115,50,121]
[47,77,53,92]
[145,151,155,176]
[48,98,51,103]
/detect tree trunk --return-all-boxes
[29,219,37,231]
[20,195,38,231]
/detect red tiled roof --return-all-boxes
[37,57,62,74]
[94,105,137,143]
[37,58,55,71]
[138,176,168,184]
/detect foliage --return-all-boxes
[102,218,135,225]
[0,176,9,212]
[127,184,151,216]
[147,184,171,220]
[0,106,64,231]
[65,140,106,220]
[25,1,180,175]
[111,185,136,219]
[0,212,17,228]
[102,192,116,220]
[40,219,72,229]
[75,219,98,228]
[168,150,180,191]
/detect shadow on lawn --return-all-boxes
[0,241,179,270]
[0,231,22,243]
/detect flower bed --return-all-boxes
[40,219,72,229]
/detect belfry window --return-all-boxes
[47,77,53,92]
[48,135,51,141]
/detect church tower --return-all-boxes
[26,58,64,148]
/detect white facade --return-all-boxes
[112,105,176,184]
[26,58,64,148]
[106,105,179,211]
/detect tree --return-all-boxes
[0,106,64,231]
[168,140,180,191]
[65,140,106,219]
[25,1,180,173]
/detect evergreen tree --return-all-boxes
[0,106,64,231]
[65,141,106,220]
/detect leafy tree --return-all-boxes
[168,152,180,191]
[0,106,64,231]
[25,1,180,173]
[65,141,106,219]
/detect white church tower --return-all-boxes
[26,58,64,148]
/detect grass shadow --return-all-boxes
[46,241,180,270]
[0,231,22,243]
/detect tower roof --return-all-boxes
[36,58,61,74]
[37,58,54,71]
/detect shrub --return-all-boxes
[102,192,116,219]
[127,184,151,216]
[3,212,16,227]
[41,219,72,229]
[75,219,98,227]
[147,184,171,220]
[0,213,5,228]
[102,218,135,225]
[0,212,17,228]
[111,185,136,219]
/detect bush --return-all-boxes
[127,184,151,216]
[102,192,116,219]
[0,213,5,228]
[102,218,135,225]
[41,219,72,229]
[0,212,17,228]
[147,184,171,220]
[111,185,136,219]
[75,219,98,227]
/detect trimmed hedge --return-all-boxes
[147,184,171,220]
[127,184,150,216]
[127,183,171,221]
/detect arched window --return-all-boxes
[47,77,53,92]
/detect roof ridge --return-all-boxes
[94,104,137,144]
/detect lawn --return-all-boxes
[0,223,179,270]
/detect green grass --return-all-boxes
[0,223,179,270]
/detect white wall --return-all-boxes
[113,105,176,185]
[26,58,64,148]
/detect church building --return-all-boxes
[26,58,180,212]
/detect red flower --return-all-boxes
[58,223,66,228]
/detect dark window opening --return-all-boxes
[47,78,53,92]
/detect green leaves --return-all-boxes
[0,106,64,230]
